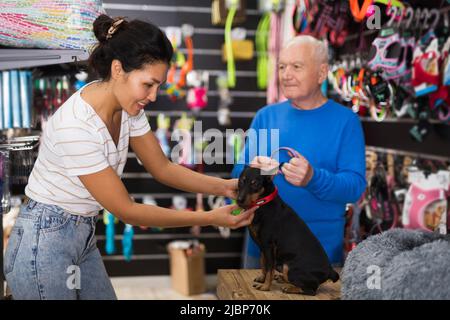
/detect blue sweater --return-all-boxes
[231,99,366,264]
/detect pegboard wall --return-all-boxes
[6,0,450,277]
[97,0,450,276]
[98,0,263,276]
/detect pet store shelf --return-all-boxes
[360,117,442,124]
[0,49,89,71]
[145,110,257,118]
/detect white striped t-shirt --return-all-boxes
[25,81,151,216]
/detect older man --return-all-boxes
[232,35,366,267]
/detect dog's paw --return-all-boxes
[281,285,302,294]
[274,274,287,283]
[254,275,265,283]
[253,283,271,291]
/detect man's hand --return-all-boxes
[281,155,314,187]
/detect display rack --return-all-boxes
[1,136,40,299]
[0,49,88,71]
[0,47,88,299]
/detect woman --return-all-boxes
[4,15,256,300]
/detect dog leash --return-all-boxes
[225,0,238,88]
[349,0,372,23]
[292,0,309,35]
[267,10,282,104]
[256,12,270,90]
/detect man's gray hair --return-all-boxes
[284,35,329,64]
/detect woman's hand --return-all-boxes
[209,204,257,229]
[221,178,238,199]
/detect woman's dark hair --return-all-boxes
[89,15,173,80]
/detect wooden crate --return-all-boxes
[217,269,341,300]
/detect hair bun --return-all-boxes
[93,14,115,43]
[88,16,173,80]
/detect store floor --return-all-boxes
[110,275,218,300]
[2,277,218,300]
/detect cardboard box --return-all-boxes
[167,241,206,296]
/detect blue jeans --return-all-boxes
[4,199,116,300]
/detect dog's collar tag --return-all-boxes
[251,187,278,208]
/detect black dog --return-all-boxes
[237,166,339,295]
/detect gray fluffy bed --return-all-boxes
[341,228,450,300]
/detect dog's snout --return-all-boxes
[237,193,246,206]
